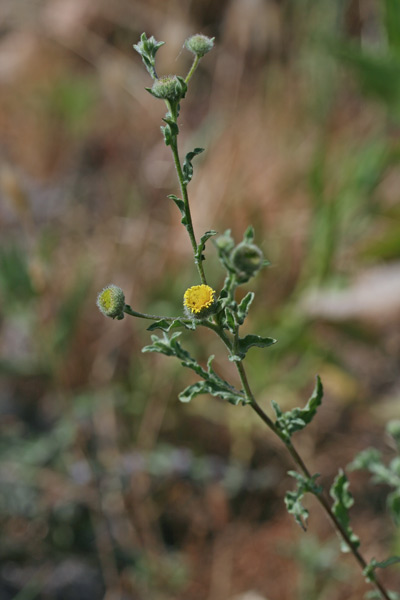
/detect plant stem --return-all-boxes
[124,305,191,322]
[167,101,207,285]
[234,357,392,600]
[185,55,200,84]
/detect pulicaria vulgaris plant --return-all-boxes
[97,32,400,599]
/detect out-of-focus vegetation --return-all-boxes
[0,1,399,599]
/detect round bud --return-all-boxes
[151,75,182,101]
[97,284,125,319]
[183,284,217,320]
[184,34,214,57]
[231,242,264,282]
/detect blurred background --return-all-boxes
[0,0,400,598]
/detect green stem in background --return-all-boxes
[167,102,207,285]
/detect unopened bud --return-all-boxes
[231,242,264,282]
[97,284,125,319]
[185,34,214,57]
[150,75,186,101]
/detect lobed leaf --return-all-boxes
[285,471,322,531]
[330,470,360,553]
[272,376,323,440]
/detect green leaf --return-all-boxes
[285,471,322,531]
[168,194,188,226]
[236,334,276,359]
[195,230,217,264]
[273,376,323,440]
[133,33,165,80]
[237,292,255,325]
[147,318,196,332]
[179,378,244,405]
[179,381,209,403]
[243,225,255,242]
[225,308,236,334]
[142,332,183,357]
[363,556,400,585]
[182,147,204,184]
[330,470,360,553]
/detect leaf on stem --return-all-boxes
[147,318,196,332]
[195,230,218,264]
[236,334,276,359]
[237,292,255,325]
[330,469,360,553]
[285,471,322,531]
[272,376,323,440]
[182,147,204,184]
[168,194,188,226]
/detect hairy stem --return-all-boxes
[167,101,207,285]
[185,55,200,84]
[235,357,391,600]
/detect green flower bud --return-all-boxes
[185,34,214,57]
[97,284,125,319]
[150,75,186,101]
[231,242,264,283]
[183,284,217,320]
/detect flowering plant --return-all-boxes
[97,32,400,599]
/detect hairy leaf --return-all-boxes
[147,318,196,333]
[330,470,360,553]
[236,334,276,359]
[272,376,323,440]
[285,471,322,531]
[182,147,204,184]
[195,230,217,264]
[237,292,254,325]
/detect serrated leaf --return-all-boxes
[195,230,217,264]
[182,147,204,184]
[236,334,276,358]
[330,469,360,553]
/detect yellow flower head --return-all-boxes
[183,284,217,319]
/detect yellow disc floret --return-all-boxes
[183,284,217,319]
